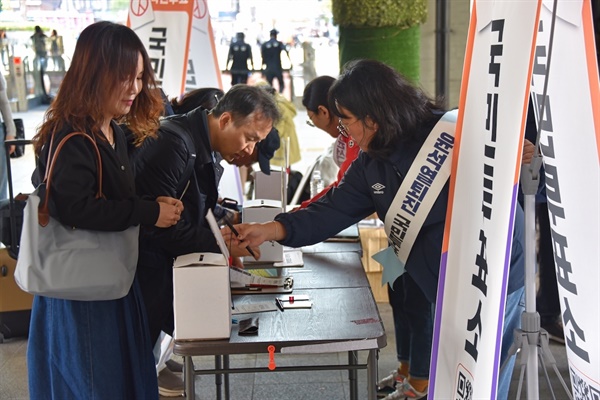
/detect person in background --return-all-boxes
[301,40,317,85]
[0,73,16,200]
[256,82,300,168]
[226,32,254,86]
[27,21,182,399]
[521,100,564,344]
[226,59,526,400]
[0,30,8,66]
[130,84,279,397]
[169,87,224,115]
[49,29,64,71]
[30,25,47,71]
[299,75,360,209]
[260,29,291,94]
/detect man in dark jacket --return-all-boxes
[226,32,254,86]
[260,29,291,93]
[130,85,279,397]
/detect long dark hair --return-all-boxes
[34,21,163,153]
[302,75,335,113]
[329,59,445,160]
[170,88,224,114]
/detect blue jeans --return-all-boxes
[497,286,526,400]
[388,273,434,379]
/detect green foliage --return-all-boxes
[332,0,427,29]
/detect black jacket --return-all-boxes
[131,107,223,259]
[276,113,525,303]
[130,107,224,340]
[34,122,159,231]
[260,38,285,72]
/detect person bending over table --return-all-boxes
[224,59,526,400]
[130,85,279,396]
[299,75,361,209]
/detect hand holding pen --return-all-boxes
[222,221,283,249]
[223,219,260,260]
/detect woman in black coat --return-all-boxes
[27,21,182,399]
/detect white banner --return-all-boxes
[430,1,541,398]
[127,0,194,97]
[185,0,222,91]
[531,0,600,397]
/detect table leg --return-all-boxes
[367,349,378,400]
[224,355,230,400]
[184,356,195,400]
[348,351,358,400]
[215,355,222,400]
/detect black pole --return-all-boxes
[435,0,449,108]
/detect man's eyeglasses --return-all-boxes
[337,118,359,138]
[306,120,315,127]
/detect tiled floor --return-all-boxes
[1,106,572,399]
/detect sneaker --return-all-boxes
[542,321,565,345]
[377,370,406,398]
[157,367,184,397]
[166,358,184,373]
[382,378,428,400]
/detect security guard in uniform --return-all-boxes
[226,32,254,86]
[260,29,291,93]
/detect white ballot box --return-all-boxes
[173,210,233,340]
[173,253,232,340]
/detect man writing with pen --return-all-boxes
[129,85,280,397]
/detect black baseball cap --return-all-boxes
[269,29,279,36]
[257,128,280,175]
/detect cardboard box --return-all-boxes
[173,253,232,340]
[243,199,283,262]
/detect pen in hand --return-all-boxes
[179,180,190,201]
[224,219,258,260]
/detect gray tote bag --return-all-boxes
[14,132,139,301]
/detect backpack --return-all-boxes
[159,118,196,199]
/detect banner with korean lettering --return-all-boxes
[185,0,222,91]
[128,0,194,97]
[429,1,541,399]
[530,0,600,397]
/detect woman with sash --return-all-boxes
[225,59,526,400]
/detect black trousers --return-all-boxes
[231,73,249,86]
